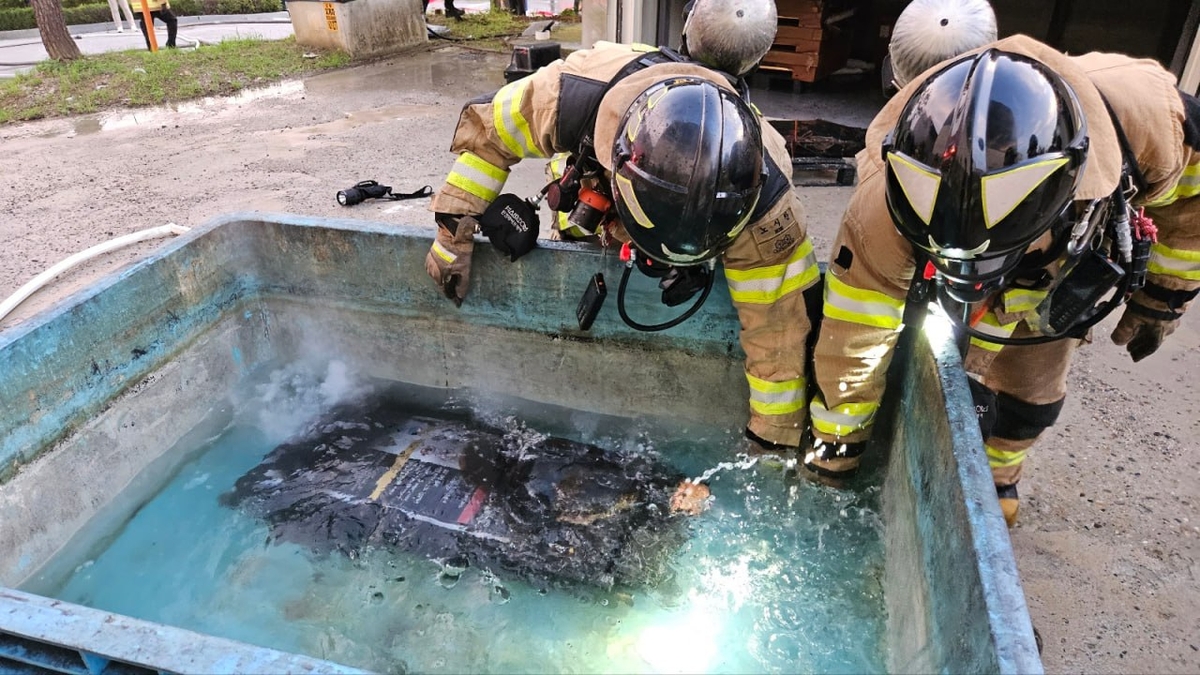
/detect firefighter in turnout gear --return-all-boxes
[426,40,820,450]
[807,35,1200,526]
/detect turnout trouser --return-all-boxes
[965,322,1082,487]
[137,8,178,49]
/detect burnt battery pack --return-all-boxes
[221,397,691,590]
[504,41,563,83]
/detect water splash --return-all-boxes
[690,453,764,484]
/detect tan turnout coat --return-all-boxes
[430,42,820,446]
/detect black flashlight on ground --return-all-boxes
[337,180,394,206]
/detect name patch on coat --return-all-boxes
[750,206,799,258]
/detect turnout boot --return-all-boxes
[800,439,864,488]
[996,483,1019,527]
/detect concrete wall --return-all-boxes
[288,0,427,58]
[879,313,1044,674]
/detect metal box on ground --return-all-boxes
[504,41,562,82]
[287,0,427,58]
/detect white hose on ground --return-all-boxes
[0,223,190,324]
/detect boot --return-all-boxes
[997,483,1019,528]
[800,439,864,488]
[743,428,798,468]
[443,1,464,19]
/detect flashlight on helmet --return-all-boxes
[337,180,392,206]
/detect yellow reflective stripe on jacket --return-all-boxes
[1145,161,1200,207]
[968,312,1019,353]
[746,373,806,416]
[809,395,878,437]
[1001,287,1047,315]
[446,152,508,202]
[725,239,819,304]
[493,79,546,160]
[986,443,1026,468]
[823,274,905,330]
[548,152,569,179]
[1147,241,1200,281]
[431,240,457,263]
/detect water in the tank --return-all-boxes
[25,361,887,674]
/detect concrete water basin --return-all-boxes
[0,213,1041,673]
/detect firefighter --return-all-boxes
[424,14,820,451]
[806,34,1200,526]
[129,0,176,50]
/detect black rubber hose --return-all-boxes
[616,263,715,332]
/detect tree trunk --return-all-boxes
[30,0,82,61]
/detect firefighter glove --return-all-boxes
[1111,286,1191,362]
[478,193,539,261]
[425,214,479,307]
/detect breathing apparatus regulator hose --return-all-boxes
[615,255,716,332]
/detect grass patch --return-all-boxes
[427,9,579,52]
[0,10,582,124]
[0,37,349,123]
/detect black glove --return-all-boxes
[803,438,866,482]
[1111,305,1174,362]
[479,194,540,261]
[744,427,792,451]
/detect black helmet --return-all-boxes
[611,77,764,266]
[883,49,1089,300]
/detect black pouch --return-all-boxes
[479,194,540,261]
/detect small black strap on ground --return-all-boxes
[387,185,434,200]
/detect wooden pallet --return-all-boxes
[761,0,853,82]
[768,118,863,186]
[792,157,857,186]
